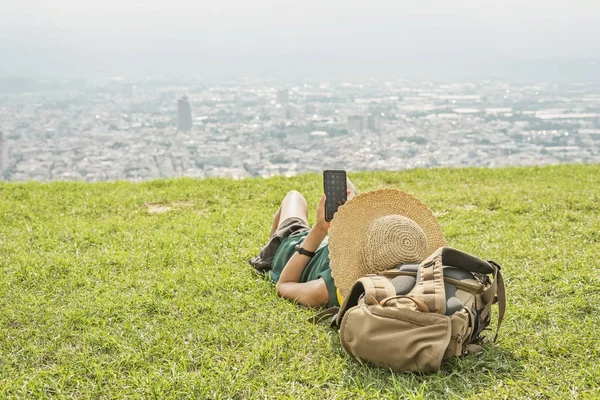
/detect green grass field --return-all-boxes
[1,164,599,399]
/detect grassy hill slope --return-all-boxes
[0,164,599,399]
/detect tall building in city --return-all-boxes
[0,132,7,177]
[347,115,364,132]
[276,89,289,104]
[285,104,298,120]
[367,113,382,132]
[177,96,193,131]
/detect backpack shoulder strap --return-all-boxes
[334,276,396,326]
[409,247,447,314]
[436,247,506,342]
[482,260,506,342]
[438,246,494,274]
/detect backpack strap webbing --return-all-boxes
[334,276,396,326]
[483,261,506,342]
[410,248,447,315]
[467,259,505,343]
[439,247,506,342]
[414,247,506,342]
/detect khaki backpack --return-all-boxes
[314,247,506,372]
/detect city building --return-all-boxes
[367,113,382,132]
[177,96,193,131]
[348,115,364,132]
[277,89,289,104]
[285,104,298,120]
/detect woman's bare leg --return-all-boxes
[269,191,310,236]
[277,190,309,229]
[269,206,282,237]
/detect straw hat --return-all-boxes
[328,189,445,298]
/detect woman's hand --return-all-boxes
[315,194,331,234]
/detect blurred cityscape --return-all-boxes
[1,78,599,181]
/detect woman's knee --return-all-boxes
[279,190,309,223]
[285,189,303,197]
[283,190,307,204]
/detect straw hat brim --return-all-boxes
[328,189,446,298]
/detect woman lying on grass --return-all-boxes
[249,178,446,308]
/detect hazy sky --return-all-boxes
[1,0,599,79]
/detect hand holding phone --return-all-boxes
[323,170,347,222]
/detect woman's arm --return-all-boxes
[275,194,331,307]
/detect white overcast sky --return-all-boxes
[1,0,599,78]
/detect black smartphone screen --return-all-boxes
[323,170,347,222]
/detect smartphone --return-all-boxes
[323,170,347,222]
